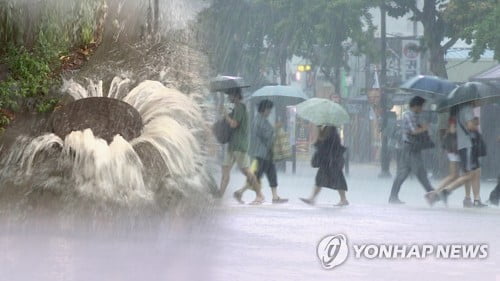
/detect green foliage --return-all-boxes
[0,113,10,133]
[445,0,500,61]
[35,98,59,113]
[0,0,103,129]
[199,0,376,87]
[0,44,57,112]
[385,0,497,78]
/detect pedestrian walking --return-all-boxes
[430,116,487,207]
[489,135,500,206]
[388,96,436,205]
[217,87,262,202]
[436,107,473,207]
[300,125,348,207]
[233,99,288,204]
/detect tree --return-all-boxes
[198,0,272,86]
[265,0,375,90]
[445,0,499,61]
[386,0,493,79]
[306,0,374,94]
[199,0,375,91]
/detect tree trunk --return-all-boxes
[334,65,341,97]
[429,45,448,78]
[279,51,287,85]
[422,0,448,78]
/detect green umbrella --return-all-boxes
[296,98,350,126]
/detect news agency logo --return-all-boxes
[317,234,489,270]
[317,234,349,269]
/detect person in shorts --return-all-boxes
[435,107,473,207]
[430,115,487,208]
[217,88,261,202]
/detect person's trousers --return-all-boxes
[389,145,434,199]
[255,157,278,188]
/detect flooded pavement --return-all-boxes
[1,163,499,281]
[209,163,500,281]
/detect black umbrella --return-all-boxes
[400,75,457,100]
[209,76,250,92]
[437,81,500,112]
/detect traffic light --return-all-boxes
[297,64,312,72]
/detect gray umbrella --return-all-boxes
[251,85,308,100]
[209,75,250,92]
[437,81,500,112]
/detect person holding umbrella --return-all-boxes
[388,96,436,205]
[429,82,500,206]
[300,125,349,206]
[428,114,487,207]
[233,99,288,204]
[295,98,350,206]
[217,87,262,203]
[437,107,474,207]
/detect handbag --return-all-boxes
[272,128,292,161]
[212,110,235,144]
[408,131,435,151]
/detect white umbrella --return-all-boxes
[296,98,350,126]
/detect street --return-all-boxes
[1,163,498,281]
[209,162,500,281]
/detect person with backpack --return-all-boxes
[429,116,488,207]
[233,99,288,204]
[216,88,262,203]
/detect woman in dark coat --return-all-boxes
[300,126,348,206]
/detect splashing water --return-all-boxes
[0,77,214,208]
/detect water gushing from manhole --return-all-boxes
[0,77,214,210]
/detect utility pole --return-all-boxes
[379,2,391,178]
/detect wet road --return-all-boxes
[1,163,499,281]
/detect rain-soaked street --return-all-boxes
[1,163,499,281]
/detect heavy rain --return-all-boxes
[0,0,499,280]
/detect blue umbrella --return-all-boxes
[400,75,457,99]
